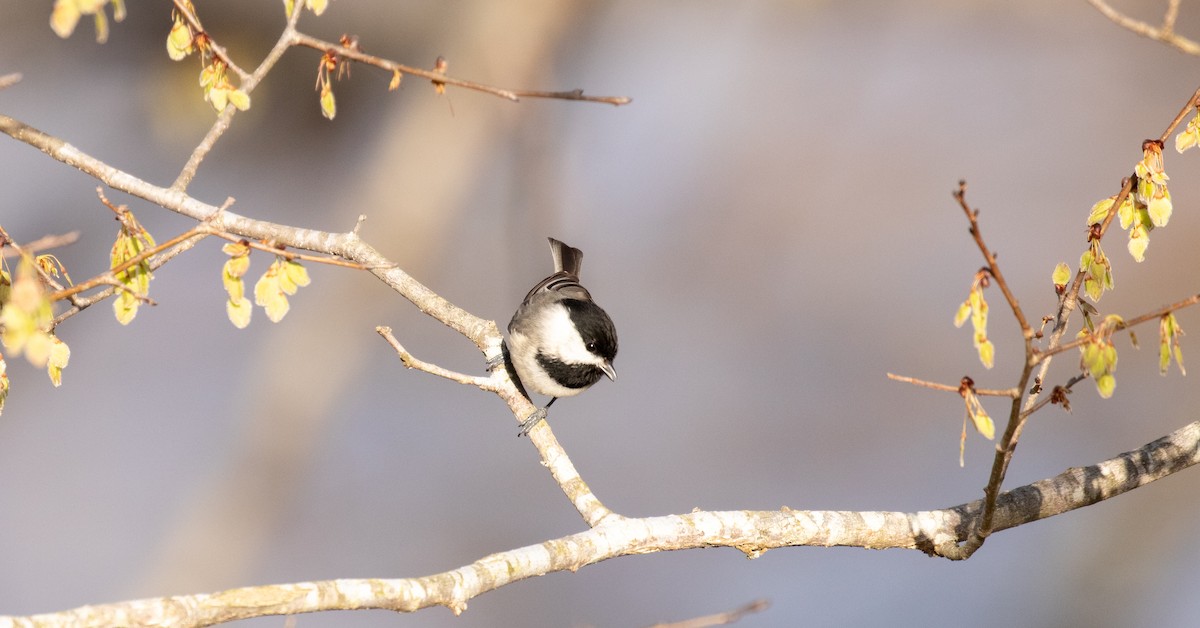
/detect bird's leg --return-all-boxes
[517,398,558,437]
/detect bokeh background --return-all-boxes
[4,1,1200,626]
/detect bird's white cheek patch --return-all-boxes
[538,305,598,364]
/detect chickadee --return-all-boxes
[505,238,618,436]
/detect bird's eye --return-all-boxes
[586,341,597,352]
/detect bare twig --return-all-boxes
[289,32,633,106]
[375,325,618,526]
[1021,374,1087,416]
[647,599,770,628]
[376,326,500,390]
[48,226,208,302]
[170,0,250,80]
[1087,0,1200,55]
[0,225,76,301]
[954,181,1030,335]
[171,4,304,191]
[103,276,158,306]
[1038,290,1200,360]
[887,373,1018,398]
[211,232,368,270]
[1157,86,1200,145]
[938,183,1041,559]
[171,11,629,192]
[0,230,80,258]
[0,72,21,90]
[52,230,209,327]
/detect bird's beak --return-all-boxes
[600,361,617,382]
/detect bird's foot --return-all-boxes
[486,352,505,372]
[517,407,548,437]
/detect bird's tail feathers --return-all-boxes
[548,237,583,276]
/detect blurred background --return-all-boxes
[3,1,1200,626]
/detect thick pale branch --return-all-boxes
[374,326,618,525]
[0,113,496,351]
[0,112,615,525]
[4,420,1196,626]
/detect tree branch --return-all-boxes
[3,420,1195,626]
[376,326,500,391]
[0,230,79,258]
[168,7,630,192]
[169,0,249,80]
[887,372,1019,398]
[171,3,304,191]
[941,183,1042,559]
[0,111,616,525]
[289,32,633,106]
[937,73,1200,558]
[649,599,770,627]
[1087,0,1200,55]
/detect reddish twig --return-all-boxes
[887,373,1018,398]
[289,32,632,106]
[170,0,249,79]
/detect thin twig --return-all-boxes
[375,325,619,526]
[171,8,630,191]
[52,230,208,327]
[1037,290,1200,360]
[939,76,1200,559]
[939,183,1042,559]
[50,226,208,302]
[376,326,500,390]
[0,72,21,90]
[1156,85,1200,145]
[0,230,80,258]
[211,232,368,269]
[1165,0,1182,34]
[1087,0,1200,55]
[0,224,73,295]
[103,276,158,305]
[289,32,632,106]
[170,0,249,80]
[887,373,1018,398]
[1021,374,1086,417]
[171,4,304,191]
[954,181,1030,335]
[647,599,770,628]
